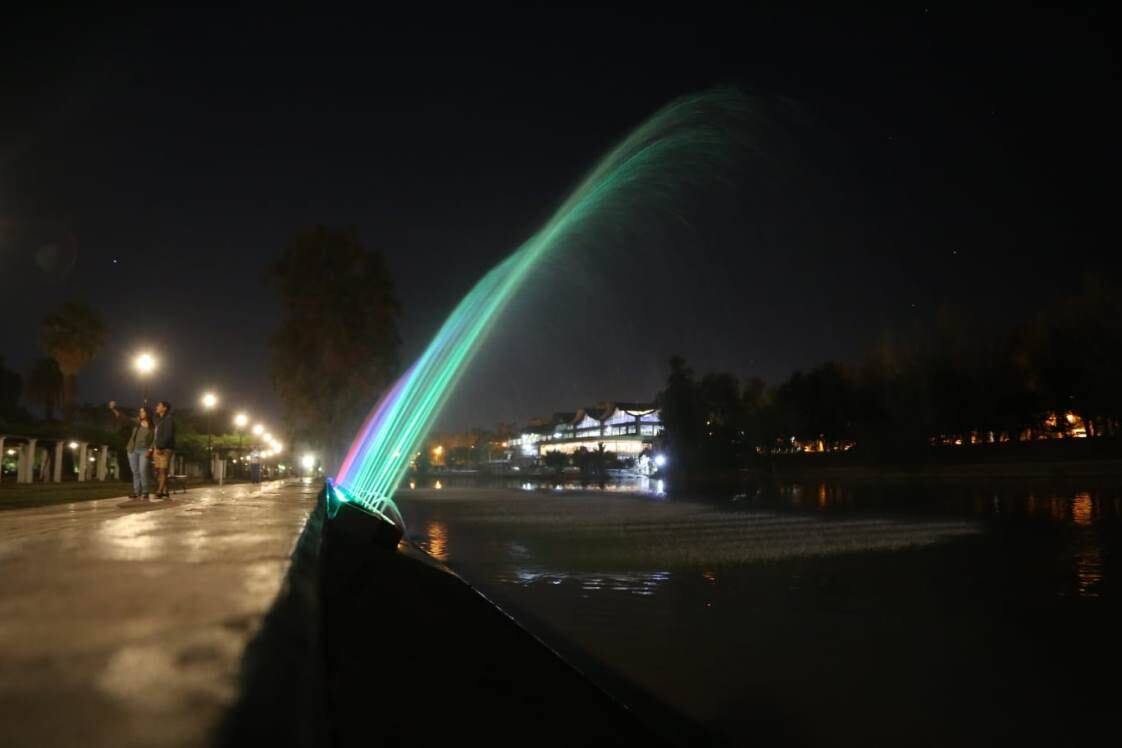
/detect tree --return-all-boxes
[25,357,63,420]
[39,302,106,421]
[0,355,22,418]
[657,355,709,486]
[543,450,567,476]
[270,226,401,467]
[698,371,742,469]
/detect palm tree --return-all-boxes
[25,357,64,420]
[40,302,107,421]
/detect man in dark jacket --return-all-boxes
[153,400,177,499]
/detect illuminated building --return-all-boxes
[511,403,664,459]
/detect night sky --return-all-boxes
[1,6,1116,431]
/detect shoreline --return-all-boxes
[221,486,694,747]
[754,458,1122,481]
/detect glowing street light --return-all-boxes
[133,352,157,404]
[301,454,315,470]
[233,413,249,476]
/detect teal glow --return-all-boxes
[336,89,746,522]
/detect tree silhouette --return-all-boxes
[39,302,106,421]
[543,450,567,476]
[25,357,63,420]
[270,226,400,467]
[0,355,23,418]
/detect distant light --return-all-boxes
[301,454,315,470]
[433,445,444,456]
[5,449,14,455]
[434,480,443,490]
[234,413,249,428]
[134,352,157,375]
[201,392,218,409]
[68,441,79,450]
[253,424,265,436]
[89,456,96,462]
[654,453,667,467]
[273,443,284,454]
[263,432,273,443]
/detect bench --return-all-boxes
[169,474,188,494]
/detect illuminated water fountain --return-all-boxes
[325,89,747,540]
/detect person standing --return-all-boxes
[153,400,177,499]
[112,402,155,504]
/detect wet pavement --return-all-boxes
[0,480,316,748]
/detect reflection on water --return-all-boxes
[417,521,449,562]
[493,568,672,596]
[1072,492,1093,525]
[1076,546,1103,598]
[398,475,1119,745]
[97,511,162,561]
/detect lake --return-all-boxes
[396,475,1119,746]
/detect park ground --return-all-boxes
[0,479,665,748]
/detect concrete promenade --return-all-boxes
[0,481,314,747]
[0,481,668,747]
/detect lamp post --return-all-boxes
[134,352,157,405]
[234,413,249,477]
[201,392,218,480]
[251,425,265,483]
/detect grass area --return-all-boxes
[0,478,248,511]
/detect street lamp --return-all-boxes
[134,352,157,404]
[234,413,249,476]
[201,391,218,480]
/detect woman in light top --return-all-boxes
[110,401,155,502]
